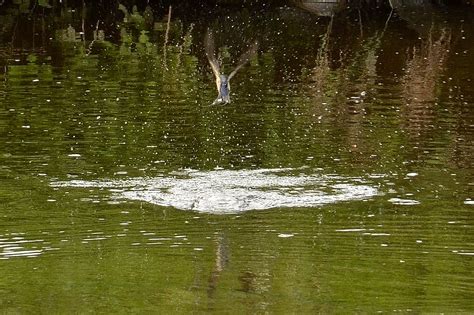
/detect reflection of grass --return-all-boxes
[402,27,451,137]
[311,15,333,95]
[304,17,387,163]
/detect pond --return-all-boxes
[0,1,473,313]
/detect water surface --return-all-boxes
[0,2,473,313]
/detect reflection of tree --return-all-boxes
[402,27,451,139]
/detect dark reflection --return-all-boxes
[238,270,258,293]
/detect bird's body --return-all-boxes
[214,75,230,105]
[204,29,258,105]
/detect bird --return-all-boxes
[204,29,258,105]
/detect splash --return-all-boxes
[51,168,379,213]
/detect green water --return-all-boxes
[0,2,473,313]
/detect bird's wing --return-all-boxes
[228,40,258,81]
[214,75,221,93]
[204,29,221,80]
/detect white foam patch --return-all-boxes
[51,168,379,213]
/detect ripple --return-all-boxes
[0,236,44,259]
[51,168,379,213]
[388,198,421,206]
[278,233,295,238]
[336,228,366,232]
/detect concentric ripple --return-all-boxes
[51,168,379,213]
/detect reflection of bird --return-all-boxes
[204,29,258,105]
[208,233,229,297]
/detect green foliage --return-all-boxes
[13,0,30,13]
[118,3,147,30]
[56,25,80,42]
[38,0,52,8]
[138,30,149,44]
[120,28,133,45]
[180,24,194,54]
[26,54,37,63]
[118,3,129,17]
